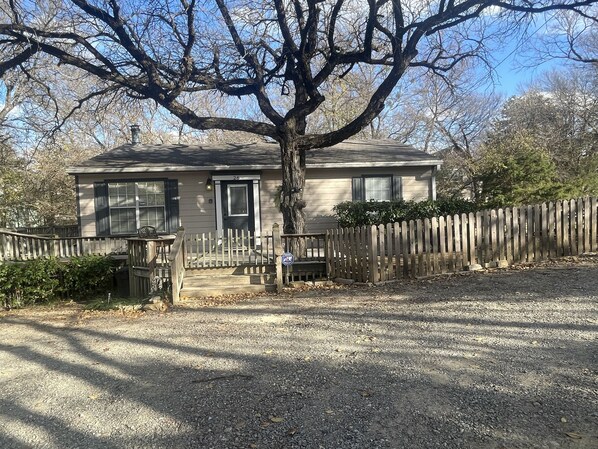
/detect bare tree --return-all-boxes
[490,68,598,179]
[531,6,598,65]
[1,0,597,233]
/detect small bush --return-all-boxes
[0,258,62,308]
[0,255,118,309]
[61,255,118,300]
[333,198,481,228]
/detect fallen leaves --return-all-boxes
[565,432,582,440]
[355,334,376,344]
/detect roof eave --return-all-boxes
[68,159,442,175]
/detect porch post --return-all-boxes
[214,180,223,238]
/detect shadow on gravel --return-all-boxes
[0,265,596,448]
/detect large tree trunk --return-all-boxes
[279,134,306,235]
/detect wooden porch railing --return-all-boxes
[168,228,186,304]
[0,229,127,261]
[15,225,79,238]
[127,236,175,298]
[185,229,273,268]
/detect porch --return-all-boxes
[0,226,328,302]
[133,226,328,301]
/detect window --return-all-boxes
[352,175,401,202]
[108,182,136,234]
[94,179,175,235]
[107,181,165,234]
[227,185,249,216]
[364,176,392,201]
[94,179,178,236]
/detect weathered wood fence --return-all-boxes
[184,228,326,277]
[168,228,186,304]
[0,229,127,261]
[127,236,175,298]
[14,225,79,238]
[185,229,272,267]
[327,197,598,283]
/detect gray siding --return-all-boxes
[78,166,434,237]
[78,172,215,237]
[260,167,434,233]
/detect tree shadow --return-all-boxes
[1,264,597,448]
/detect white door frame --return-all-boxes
[213,174,261,238]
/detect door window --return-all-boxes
[228,185,248,216]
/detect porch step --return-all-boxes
[180,283,276,300]
[180,271,276,299]
[183,273,276,287]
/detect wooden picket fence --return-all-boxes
[327,197,598,283]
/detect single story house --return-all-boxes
[69,134,442,237]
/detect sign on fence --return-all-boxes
[281,252,295,266]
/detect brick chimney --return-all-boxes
[130,124,141,144]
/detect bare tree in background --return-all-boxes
[2,0,597,233]
[489,68,598,180]
[532,6,598,65]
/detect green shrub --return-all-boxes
[333,198,480,228]
[0,258,62,308]
[61,255,118,300]
[0,263,22,308]
[0,255,118,309]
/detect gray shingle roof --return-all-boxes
[69,139,441,174]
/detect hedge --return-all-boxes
[0,255,118,309]
[333,198,481,228]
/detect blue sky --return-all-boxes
[493,56,560,97]
[487,13,573,97]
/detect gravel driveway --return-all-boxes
[1,263,597,449]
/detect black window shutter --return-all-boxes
[352,177,364,201]
[165,179,180,233]
[393,176,402,200]
[94,181,110,236]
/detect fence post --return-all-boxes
[147,240,157,290]
[368,225,378,284]
[272,223,283,292]
[325,230,332,279]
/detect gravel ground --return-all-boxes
[1,262,597,449]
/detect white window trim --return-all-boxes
[108,181,166,234]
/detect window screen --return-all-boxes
[107,181,166,234]
[364,176,392,201]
